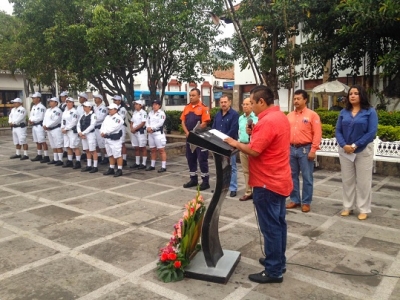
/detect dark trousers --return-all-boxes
[186,142,209,183]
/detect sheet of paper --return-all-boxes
[338,147,356,162]
[209,129,230,140]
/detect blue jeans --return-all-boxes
[253,187,287,277]
[290,145,314,204]
[229,154,237,192]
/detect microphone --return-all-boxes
[247,118,253,136]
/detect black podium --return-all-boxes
[184,129,241,284]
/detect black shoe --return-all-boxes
[81,166,92,172]
[230,191,237,197]
[113,169,123,177]
[40,156,50,163]
[248,271,283,284]
[63,160,74,168]
[55,160,64,166]
[137,164,146,170]
[103,168,115,175]
[99,157,109,165]
[89,167,98,173]
[199,182,210,191]
[47,160,57,165]
[258,258,286,274]
[123,160,127,167]
[31,155,42,162]
[63,151,68,158]
[10,154,21,159]
[81,153,87,161]
[130,163,140,169]
[73,161,81,169]
[20,155,29,161]
[145,166,155,171]
[158,168,167,173]
[183,180,198,188]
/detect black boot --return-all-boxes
[99,157,109,165]
[31,155,42,162]
[183,180,198,188]
[103,168,115,175]
[73,161,81,169]
[55,160,64,166]
[114,169,123,177]
[89,167,98,173]
[40,156,50,163]
[20,155,29,161]
[63,160,74,168]
[47,160,57,165]
[10,154,21,159]
[81,166,92,172]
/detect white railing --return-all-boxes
[316,136,400,173]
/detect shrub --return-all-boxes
[377,125,400,141]
[321,124,335,138]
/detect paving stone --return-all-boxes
[219,224,260,251]
[355,237,400,256]
[147,188,204,207]
[64,191,134,211]
[0,195,42,215]
[30,185,96,201]
[111,182,173,198]
[0,227,14,239]
[0,173,37,185]
[97,283,169,300]
[318,220,370,246]
[5,178,64,193]
[86,176,138,189]
[0,190,15,199]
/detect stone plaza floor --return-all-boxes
[0,132,399,300]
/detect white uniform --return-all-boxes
[29,103,46,143]
[61,107,80,148]
[146,109,166,149]
[43,107,63,148]
[77,111,97,151]
[94,104,108,148]
[130,109,147,147]
[100,114,124,158]
[9,106,27,145]
[117,105,127,143]
[76,105,84,120]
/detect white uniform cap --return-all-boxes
[78,92,88,99]
[82,101,93,107]
[108,103,119,110]
[48,97,59,103]
[111,95,122,101]
[65,97,74,102]
[134,99,144,106]
[11,98,22,103]
[32,92,41,98]
[93,93,103,101]
[60,91,68,97]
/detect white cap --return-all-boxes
[65,97,74,102]
[60,91,68,97]
[78,92,88,99]
[82,101,93,107]
[48,97,59,103]
[134,99,144,106]
[32,92,41,98]
[93,93,103,101]
[11,98,22,103]
[108,103,119,110]
[111,95,122,101]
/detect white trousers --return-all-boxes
[63,130,80,148]
[12,127,27,145]
[130,131,147,147]
[148,132,166,149]
[339,143,374,213]
[32,125,46,143]
[95,128,105,148]
[105,138,122,158]
[47,127,63,149]
[81,131,97,151]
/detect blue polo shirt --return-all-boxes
[335,107,378,153]
[212,108,239,140]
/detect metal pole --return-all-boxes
[54,69,59,96]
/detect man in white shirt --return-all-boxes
[8,98,29,160]
[129,99,147,169]
[93,93,108,165]
[43,97,63,166]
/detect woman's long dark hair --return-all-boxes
[345,85,371,110]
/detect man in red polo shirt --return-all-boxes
[224,85,292,284]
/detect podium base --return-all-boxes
[184,250,241,284]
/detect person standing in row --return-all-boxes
[180,88,211,191]
[112,95,128,166]
[212,94,239,197]
[59,91,68,112]
[238,97,258,201]
[286,89,322,213]
[93,93,108,165]
[61,97,81,169]
[28,92,50,163]
[8,98,29,160]
[78,102,98,173]
[101,103,124,177]
[129,99,148,169]
[146,100,167,172]
[43,97,63,166]
[77,92,88,161]
[224,85,292,284]
[336,85,378,220]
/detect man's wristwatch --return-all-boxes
[351,143,357,150]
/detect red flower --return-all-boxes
[174,260,182,268]
[168,252,177,261]
[160,253,168,262]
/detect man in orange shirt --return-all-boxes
[286,89,322,212]
[224,85,292,284]
[180,88,211,190]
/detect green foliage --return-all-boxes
[321,124,334,139]
[377,125,400,141]
[315,110,340,127]
[164,110,183,132]
[0,117,9,127]
[377,111,400,126]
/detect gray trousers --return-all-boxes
[338,143,374,213]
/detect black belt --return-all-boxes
[32,121,43,126]
[12,123,26,128]
[47,124,61,131]
[95,124,102,129]
[290,143,311,148]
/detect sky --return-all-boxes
[0,0,13,14]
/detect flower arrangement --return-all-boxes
[157,188,206,282]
